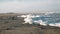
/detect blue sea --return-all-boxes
[32,13,60,24]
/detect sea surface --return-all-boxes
[32,13,60,27]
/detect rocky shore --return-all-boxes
[0,13,60,34]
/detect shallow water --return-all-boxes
[32,13,60,27]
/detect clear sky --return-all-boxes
[0,0,60,13]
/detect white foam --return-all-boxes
[38,20,47,26]
[23,14,33,24]
[35,15,40,17]
[24,17,32,24]
[22,14,60,27]
[33,21,40,24]
[49,23,60,27]
[33,20,60,27]
[33,20,47,26]
[49,23,56,26]
[21,15,26,17]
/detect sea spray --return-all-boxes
[21,14,60,27]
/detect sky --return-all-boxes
[0,0,60,13]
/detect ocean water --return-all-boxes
[32,16,60,23]
[32,13,60,27]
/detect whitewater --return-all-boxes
[20,13,60,27]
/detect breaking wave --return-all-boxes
[32,15,60,27]
[22,13,60,27]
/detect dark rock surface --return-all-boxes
[0,14,60,34]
